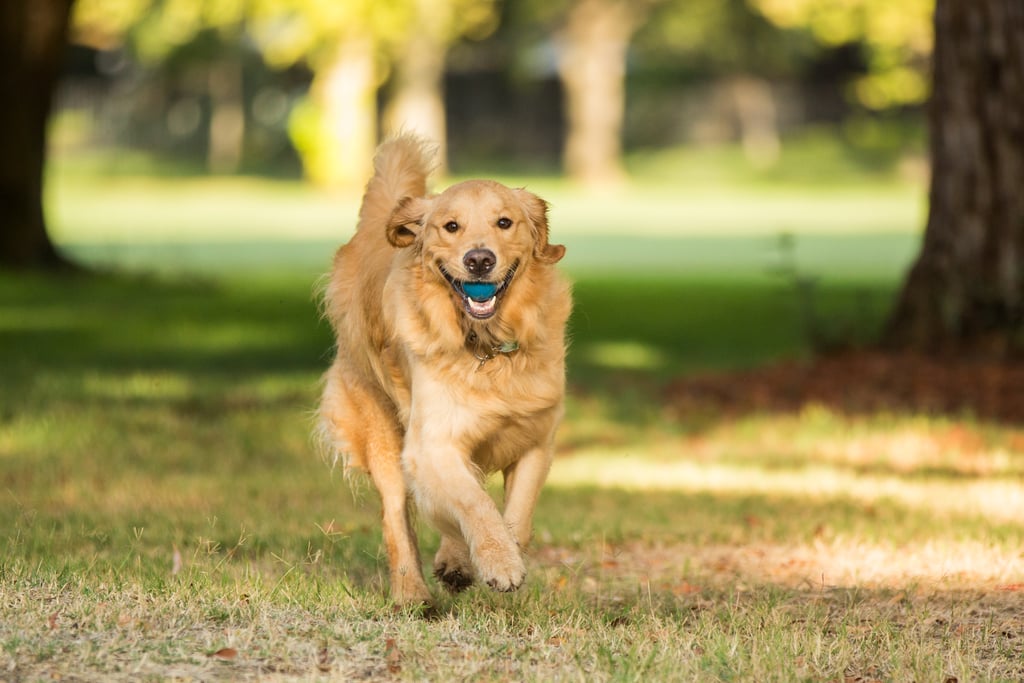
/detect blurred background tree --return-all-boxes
[0,0,75,269]
[5,0,1021,356]
[73,0,500,187]
[380,0,500,176]
[64,0,933,188]
[0,0,937,267]
[246,0,393,189]
[75,0,251,174]
[75,0,384,187]
[541,0,653,188]
[634,0,818,169]
[749,0,934,110]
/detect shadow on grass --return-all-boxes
[568,275,896,379]
[0,271,332,378]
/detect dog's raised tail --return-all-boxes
[358,135,434,230]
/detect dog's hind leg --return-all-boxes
[320,369,431,606]
[367,434,433,607]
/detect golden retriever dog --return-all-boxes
[317,135,571,606]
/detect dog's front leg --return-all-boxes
[433,534,475,592]
[502,442,555,549]
[403,430,525,592]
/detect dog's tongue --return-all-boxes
[463,281,498,302]
[468,296,497,317]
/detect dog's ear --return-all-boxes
[386,196,429,248]
[386,196,426,248]
[514,188,565,264]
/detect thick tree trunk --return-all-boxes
[383,0,449,175]
[0,0,76,269]
[558,0,640,189]
[884,0,1024,353]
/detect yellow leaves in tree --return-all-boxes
[73,0,151,48]
[74,0,249,61]
[750,0,934,109]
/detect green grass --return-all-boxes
[3,150,1022,680]
[46,137,926,251]
[3,268,1023,681]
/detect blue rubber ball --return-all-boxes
[463,282,498,301]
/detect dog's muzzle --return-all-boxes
[440,260,519,320]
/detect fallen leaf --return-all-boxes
[384,638,401,674]
[317,647,333,672]
[885,591,907,606]
[210,647,237,661]
[670,581,701,596]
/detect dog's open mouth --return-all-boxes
[440,261,519,320]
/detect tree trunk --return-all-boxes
[884,0,1024,354]
[295,38,377,191]
[383,0,449,175]
[0,0,76,269]
[207,55,245,175]
[729,75,781,170]
[558,0,640,189]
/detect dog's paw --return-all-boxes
[435,565,475,593]
[476,545,526,593]
[434,536,475,593]
[390,578,434,608]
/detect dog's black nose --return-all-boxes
[463,248,496,276]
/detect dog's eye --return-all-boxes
[497,217,512,229]
[443,220,459,233]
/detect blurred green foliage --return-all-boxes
[73,0,501,186]
[69,0,933,185]
[750,0,933,108]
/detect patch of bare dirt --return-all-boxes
[666,351,1024,423]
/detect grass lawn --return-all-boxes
[2,155,1022,680]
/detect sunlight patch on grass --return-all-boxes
[47,161,924,247]
[48,174,360,244]
[548,452,1024,526]
[672,406,1024,478]
[81,372,193,402]
[160,321,302,353]
[543,536,1024,591]
[581,341,669,371]
[0,306,90,332]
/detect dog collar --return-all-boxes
[467,332,519,369]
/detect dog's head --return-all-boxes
[385,180,564,321]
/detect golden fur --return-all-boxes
[318,136,571,604]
